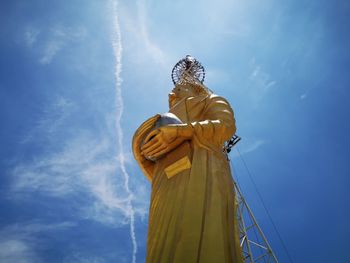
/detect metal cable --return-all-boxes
[236,147,295,263]
[231,161,268,263]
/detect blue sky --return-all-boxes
[1,0,349,262]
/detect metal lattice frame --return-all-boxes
[234,179,278,263]
[171,55,205,86]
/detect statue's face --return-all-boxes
[168,84,196,108]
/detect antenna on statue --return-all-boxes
[171,55,206,86]
[171,54,214,95]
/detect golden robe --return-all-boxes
[134,94,242,263]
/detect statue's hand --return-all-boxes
[141,124,193,160]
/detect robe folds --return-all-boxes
[135,94,243,263]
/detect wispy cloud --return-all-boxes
[136,0,166,66]
[0,239,37,263]
[11,132,141,224]
[0,221,74,263]
[248,58,276,103]
[230,139,267,159]
[206,68,232,86]
[111,1,137,262]
[9,91,148,227]
[250,59,276,92]
[119,0,170,70]
[21,96,75,144]
[12,4,148,262]
[39,40,64,64]
[24,24,87,65]
[62,250,129,263]
[12,26,148,256]
[43,25,87,65]
[62,253,108,263]
[24,27,40,47]
[241,139,266,154]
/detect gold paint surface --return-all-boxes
[165,155,192,179]
[132,91,243,263]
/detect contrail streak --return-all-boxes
[111,1,137,262]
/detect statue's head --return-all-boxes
[169,55,211,108]
[169,83,210,108]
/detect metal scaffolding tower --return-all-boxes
[234,179,278,263]
[225,135,278,262]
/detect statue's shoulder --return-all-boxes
[208,93,221,100]
[207,93,231,105]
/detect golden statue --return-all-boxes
[132,56,243,263]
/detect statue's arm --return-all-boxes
[141,95,236,159]
[133,137,155,181]
[190,94,236,145]
[132,114,160,181]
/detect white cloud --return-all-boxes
[248,58,276,103]
[24,24,87,65]
[12,11,149,236]
[62,251,129,263]
[11,133,142,225]
[13,137,109,195]
[0,222,75,263]
[300,93,307,100]
[81,159,131,214]
[21,96,75,144]
[250,60,276,93]
[39,39,65,64]
[13,5,155,263]
[111,1,137,262]
[230,139,267,159]
[241,139,266,154]
[15,222,76,233]
[10,93,148,227]
[24,27,40,47]
[63,253,107,263]
[136,0,167,66]
[206,68,232,85]
[0,239,37,263]
[119,0,171,70]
